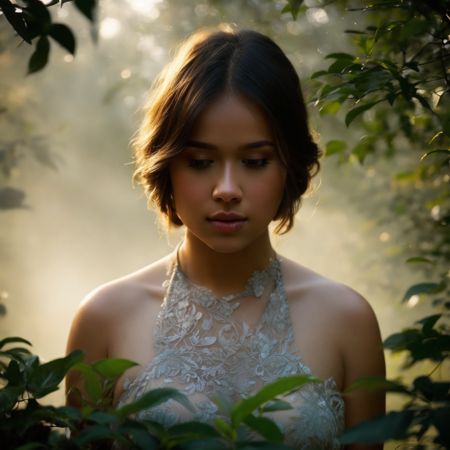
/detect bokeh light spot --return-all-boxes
[287,22,302,35]
[100,18,121,39]
[306,8,329,26]
[380,232,391,242]
[121,70,131,79]
[408,295,419,308]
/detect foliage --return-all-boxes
[0,336,320,449]
[0,0,98,215]
[295,0,450,448]
[0,0,97,74]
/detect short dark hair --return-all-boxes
[133,24,321,234]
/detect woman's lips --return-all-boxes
[207,219,247,233]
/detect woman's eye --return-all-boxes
[188,159,213,170]
[243,158,269,169]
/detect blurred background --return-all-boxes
[0,0,438,434]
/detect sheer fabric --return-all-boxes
[116,257,345,449]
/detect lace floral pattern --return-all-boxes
[116,258,345,449]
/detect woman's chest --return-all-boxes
[110,290,344,404]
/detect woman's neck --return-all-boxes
[178,229,276,297]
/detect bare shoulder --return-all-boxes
[79,252,173,321]
[66,252,175,361]
[280,255,377,326]
[280,255,384,386]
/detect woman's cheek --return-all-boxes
[248,171,285,212]
[172,170,209,212]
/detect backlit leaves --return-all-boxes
[0,0,97,73]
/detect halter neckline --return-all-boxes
[174,246,282,301]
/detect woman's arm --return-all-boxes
[338,291,386,450]
[65,288,112,408]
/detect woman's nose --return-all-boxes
[212,163,243,203]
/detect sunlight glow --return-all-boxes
[431,205,440,220]
[306,8,329,26]
[100,18,121,39]
[126,0,161,20]
[408,295,419,308]
[380,232,391,243]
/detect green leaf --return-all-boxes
[74,0,97,21]
[402,283,444,302]
[328,59,353,74]
[236,443,292,450]
[243,415,284,443]
[71,363,103,404]
[287,0,304,20]
[416,314,442,335]
[87,410,119,425]
[412,94,432,112]
[49,23,76,54]
[413,376,450,402]
[214,418,237,442]
[3,360,22,386]
[28,35,50,75]
[405,62,419,72]
[168,421,223,439]
[383,329,422,351]
[310,70,328,79]
[231,374,320,427]
[325,140,347,156]
[344,30,367,35]
[260,399,293,413]
[405,257,433,264]
[381,59,399,75]
[320,99,343,116]
[15,444,46,450]
[352,143,368,164]
[177,439,230,450]
[420,149,450,161]
[0,337,32,350]
[2,347,33,356]
[91,357,139,380]
[210,395,233,416]
[125,429,159,449]
[28,350,85,398]
[325,53,355,61]
[401,18,428,40]
[339,411,415,444]
[0,385,24,414]
[25,0,51,25]
[345,101,383,127]
[1,1,31,43]
[74,425,116,446]
[0,187,27,210]
[56,405,83,421]
[343,377,411,395]
[115,387,195,420]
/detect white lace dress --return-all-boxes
[116,258,345,449]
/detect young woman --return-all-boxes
[66,25,386,450]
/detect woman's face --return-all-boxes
[170,94,286,254]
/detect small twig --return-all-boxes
[408,42,441,63]
[417,53,450,66]
[428,356,447,377]
[440,47,450,90]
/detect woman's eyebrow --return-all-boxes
[243,140,275,149]
[184,140,275,150]
[185,140,217,150]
